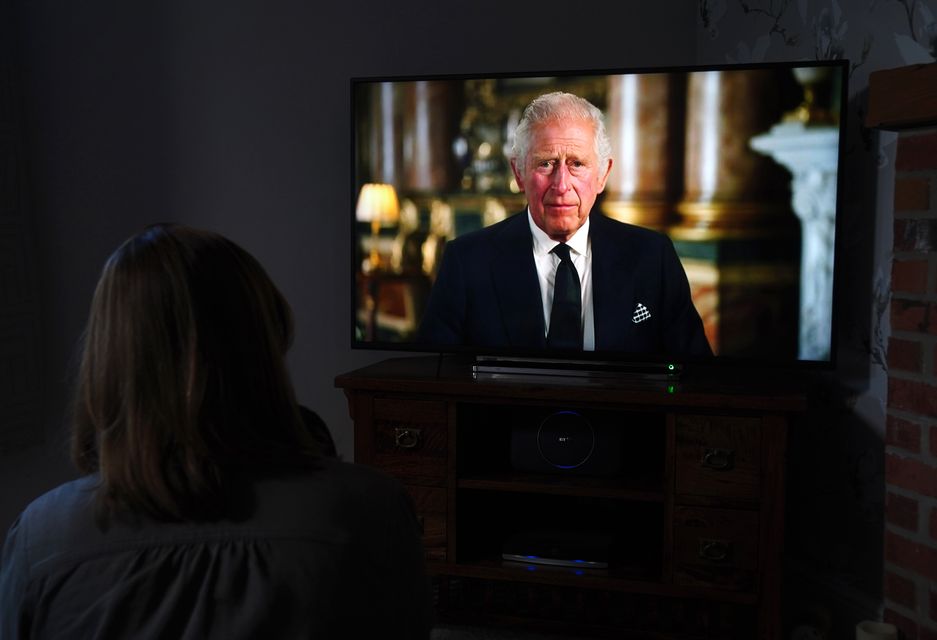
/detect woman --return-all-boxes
[0,224,431,638]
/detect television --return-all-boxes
[350,60,847,377]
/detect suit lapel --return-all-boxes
[491,213,546,348]
[591,215,637,351]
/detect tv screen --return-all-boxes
[351,60,847,369]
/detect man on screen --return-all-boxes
[419,91,712,357]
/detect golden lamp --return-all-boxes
[355,183,400,271]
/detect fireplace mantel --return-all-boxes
[866,63,937,130]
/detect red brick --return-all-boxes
[885,606,919,639]
[887,415,923,453]
[885,530,937,581]
[897,131,937,171]
[932,425,937,459]
[887,453,937,498]
[932,505,937,541]
[887,492,921,531]
[891,299,933,333]
[895,218,937,253]
[885,570,918,608]
[890,337,924,373]
[889,377,937,419]
[896,177,932,211]
[893,259,930,294]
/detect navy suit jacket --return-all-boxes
[419,211,712,357]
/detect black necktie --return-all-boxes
[547,243,582,349]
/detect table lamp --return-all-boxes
[356,183,400,272]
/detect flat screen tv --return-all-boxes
[350,60,847,375]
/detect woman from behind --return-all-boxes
[0,224,431,639]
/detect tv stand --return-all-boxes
[336,356,806,639]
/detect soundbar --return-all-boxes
[473,356,682,384]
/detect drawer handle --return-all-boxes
[698,538,731,562]
[394,427,422,449]
[701,447,735,471]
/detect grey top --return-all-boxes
[0,458,431,639]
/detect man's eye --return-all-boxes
[538,160,554,168]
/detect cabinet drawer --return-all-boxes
[406,485,447,562]
[675,414,761,500]
[673,506,758,591]
[373,397,447,485]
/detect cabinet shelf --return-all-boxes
[457,472,665,501]
[430,560,657,592]
[427,561,760,605]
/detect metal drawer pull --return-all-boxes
[394,427,422,449]
[701,447,735,470]
[698,538,731,562]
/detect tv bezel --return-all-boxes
[349,59,850,372]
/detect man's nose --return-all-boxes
[551,163,569,192]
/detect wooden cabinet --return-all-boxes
[336,356,804,639]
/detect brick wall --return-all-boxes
[885,128,937,640]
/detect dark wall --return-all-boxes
[1,2,698,530]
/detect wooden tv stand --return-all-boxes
[336,356,806,639]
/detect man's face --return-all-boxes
[511,118,613,242]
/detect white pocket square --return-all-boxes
[632,303,651,324]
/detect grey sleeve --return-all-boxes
[0,515,30,640]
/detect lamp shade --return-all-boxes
[356,183,400,224]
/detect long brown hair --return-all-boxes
[71,224,322,521]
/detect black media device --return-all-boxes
[510,410,623,476]
[502,529,613,570]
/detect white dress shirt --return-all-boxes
[527,210,595,350]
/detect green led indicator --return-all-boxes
[667,384,676,394]
[667,363,675,371]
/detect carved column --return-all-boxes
[602,73,684,229]
[750,123,839,361]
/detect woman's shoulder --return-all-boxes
[255,458,410,518]
[13,475,99,536]
[214,460,416,540]
[2,475,101,579]
[315,457,404,490]
[6,461,412,557]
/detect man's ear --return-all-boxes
[510,158,525,191]
[596,158,613,193]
